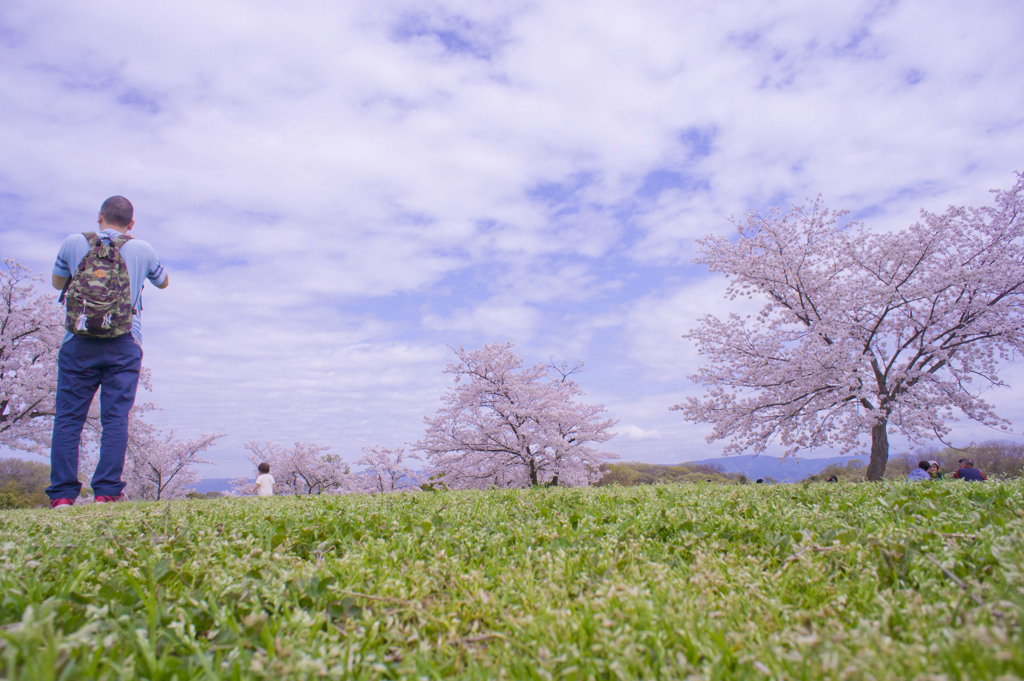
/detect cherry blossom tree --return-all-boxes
[122,417,224,501]
[0,259,66,453]
[244,440,350,495]
[63,400,221,500]
[354,446,422,493]
[676,173,1024,480]
[417,343,617,489]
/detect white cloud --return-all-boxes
[616,424,662,441]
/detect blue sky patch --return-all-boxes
[637,169,710,200]
[526,172,596,207]
[391,12,498,60]
[679,126,716,159]
[904,68,925,86]
[117,88,161,115]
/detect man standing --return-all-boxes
[46,196,169,508]
[952,459,987,481]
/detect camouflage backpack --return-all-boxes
[60,232,135,338]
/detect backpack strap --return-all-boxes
[106,233,138,311]
[57,231,133,303]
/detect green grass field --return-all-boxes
[2,481,1022,680]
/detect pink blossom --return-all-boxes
[676,172,1024,480]
[418,342,617,488]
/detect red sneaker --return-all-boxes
[94,495,124,503]
[49,498,75,509]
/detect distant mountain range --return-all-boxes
[190,454,867,493]
[189,477,238,494]
[688,454,869,483]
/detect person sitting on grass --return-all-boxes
[252,462,276,496]
[907,461,931,481]
[952,459,987,481]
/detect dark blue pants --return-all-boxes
[47,335,143,500]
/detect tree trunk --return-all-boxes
[865,420,889,481]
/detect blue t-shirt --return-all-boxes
[53,229,167,345]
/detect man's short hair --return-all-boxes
[258,462,270,474]
[100,196,134,227]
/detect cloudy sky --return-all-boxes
[3,0,1023,477]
